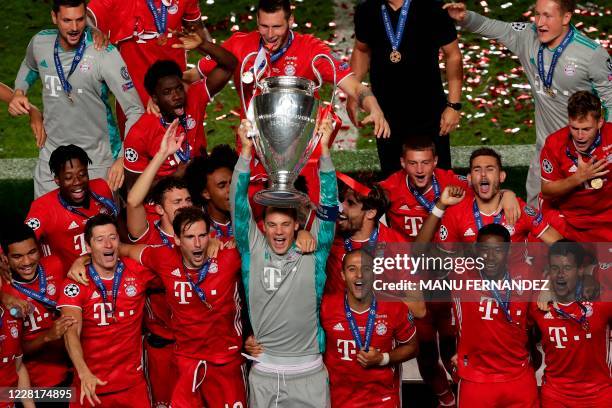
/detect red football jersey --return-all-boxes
[57,258,155,394]
[139,245,243,364]
[0,306,22,388]
[452,269,533,383]
[437,197,549,243]
[198,31,352,117]
[124,80,210,176]
[1,256,69,387]
[325,223,405,295]
[381,168,469,241]
[321,294,415,408]
[25,179,114,269]
[529,301,612,400]
[88,0,201,102]
[540,124,612,232]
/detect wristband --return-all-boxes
[431,205,445,218]
[379,352,390,366]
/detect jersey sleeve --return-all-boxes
[15,36,40,93]
[462,11,532,56]
[25,199,49,240]
[307,36,352,84]
[393,303,417,343]
[353,1,371,45]
[436,208,462,244]
[588,49,612,121]
[123,123,151,173]
[519,205,549,239]
[97,45,144,136]
[432,1,457,47]
[91,178,113,200]
[139,246,163,271]
[197,55,217,78]
[56,280,87,309]
[87,0,115,34]
[181,0,202,22]
[539,139,563,182]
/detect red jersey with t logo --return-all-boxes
[57,258,155,393]
[380,168,469,240]
[529,301,612,400]
[1,255,69,387]
[139,245,243,363]
[0,306,23,389]
[124,80,210,177]
[25,179,114,269]
[321,294,415,408]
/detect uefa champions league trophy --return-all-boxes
[240,52,337,208]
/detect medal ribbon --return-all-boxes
[344,227,379,253]
[160,115,191,162]
[381,0,411,53]
[480,270,513,322]
[551,301,589,332]
[12,264,57,309]
[537,28,574,92]
[565,131,602,165]
[53,31,87,99]
[472,200,503,231]
[87,261,125,318]
[183,260,211,307]
[146,0,168,35]
[211,220,233,238]
[251,31,295,76]
[58,191,118,219]
[154,220,173,248]
[407,174,440,213]
[344,291,377,352]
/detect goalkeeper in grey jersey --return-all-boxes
[445,0,611,206]
[10,0,143,197]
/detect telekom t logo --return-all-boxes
[263,267,282,291]
[478,296,499,320]
[174,281,193,304]
[403,216,423,237]
[26,306,42,331]
[44,75,61,97]
[73,233,87,256]
[336,339,357,361]
[548,327,568,349]
[93,302,112,326]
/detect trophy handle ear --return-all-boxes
[311,53,337,107]
[239,51,259,116]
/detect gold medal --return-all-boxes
[390,50,401,63]
[590,178,604,189]
[545,87,555,97]
[157,33,168,46]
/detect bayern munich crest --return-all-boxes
[10,326,19,339]
[209,261,218,273]
[47,283,56,296]
[376,322,387,336]
[125,285,137,297]
[186,117,196,130]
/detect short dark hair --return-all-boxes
[548,239,584,267]
[401,139,437,157]
[263,206,298,221]
[184,144,237,207]
[52,0,86,13]
[257,0,292,18]
[342,248,374,270]
[144,60,183,96]
[151,176,190,206]
[172,207,208,237]
[567,91,602,121]
[477,223,511,243]
[49,144,92,177]
[0,223,37,254]
[342,184,389,221]
[552,0,576,13]
[469,147,502,170]
[84,213,118,244]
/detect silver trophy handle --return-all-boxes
[311,53,337,107]
[239,51,268,139]
[239,51,258,116]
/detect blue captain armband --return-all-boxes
[316,204,339,222]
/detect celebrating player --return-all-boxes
[530,241,612,407]
[321,248,418,407]
[25,145,117,270]
[11,0,144,197]
[230,116,337,406]
[540,91,611,242]
[58,214,156,407]
[444,0,612,206]
[0,224,73,389]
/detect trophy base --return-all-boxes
[253,189,310,208]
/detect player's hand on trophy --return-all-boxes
[157,119,184,158]
[443,2,468,22]
[316,114,334,157]
[238,119,254,158]
[172,30,203,51]
[438,185,466,210]
[244,335,264,357]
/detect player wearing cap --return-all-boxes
[321,248,418,407]
[444,0,612,206]
[540,91,612,242]
[529,241,612,407]
[58,214,156,407]
[25,145,117,270]
[11,0,144,197]
[0,224,73,390]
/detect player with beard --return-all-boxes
[58,214,156,407]
[321,248,418,407]
[11,0,144,197]
[0,224,74,391]
[529,241,612,407]
[25,145,117,270]
[444,0,612,206]
[540,91,612,242]
[123,52,235,188]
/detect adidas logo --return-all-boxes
[399,204,410,211]
[171,269,181,277]
[333,323,344,331]
[569,164,577,173]
[68,221,79,230]
[91,291,100,300]
[544,312,553,319]
[464,228,475,237]
[40,60,48,68]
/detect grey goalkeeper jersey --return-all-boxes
[462,11,612,149]
[15,28,143,169]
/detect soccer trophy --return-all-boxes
[240,52,337,208]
